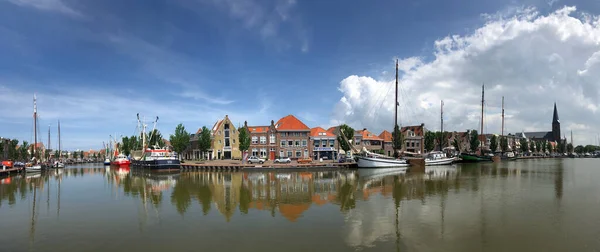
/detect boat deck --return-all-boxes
[0,167,24,176]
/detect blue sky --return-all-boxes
[2,0,600,150]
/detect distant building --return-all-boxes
[275,115,311,159]
[210,115,241,160]
[514,103,565,144]
[378,130,394,156]
[401,124,425,154]
[354,128,383,152]
[245,120,277,160]
[310,127,337,160]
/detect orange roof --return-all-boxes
[278,203,311,222]
[248,126,269,133]
[401,125,425,136]
[357,129,383,141]
[326,127,338,134]
[379,130,392,142]
[310,127,335,137]
[275,115,310,131]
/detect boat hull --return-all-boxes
[457,153,493,163]
[425,157,456,166]
[111,160,131,166]
[132,159,180,170]
[26,165,43,172]
[356,156,409,168]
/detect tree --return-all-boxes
[238,126,251,162]
[148,129,165,148]
[452,138,460,152]
[9,139,19,160]
[72,151,78,160]
[490,135,498,153]
[574,145,584,154]
[469,130,480,153]
[121,136,131,156]
[169,123,191,161]
[535,141,541,153]
[530,141,536,153]
[567,143,574,153]
[541,141,547,153]
[424,131,436,152]
[557,141,565,154]
[54,150,60,159]
[20,141,29,161]
[129,135,141,151]
[500,136,509,153]
[44,149,50,160]
[392,125,403,157]
[199,126,211,160]
[520,138,528,153]
[80,151,84,159]
[92,152,97,160]
[337,124,355,153]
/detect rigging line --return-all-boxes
[398,84,414,126]
[365,81,394,126]
[370,83,395,129]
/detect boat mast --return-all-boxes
[501,96,504,137]
[48,124,51,162]
[34,94,37,161]
[441,100,444,151]
[393,59,399,155]
[480,85,484,150]
[58,120,61,160]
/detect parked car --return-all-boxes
[274,157,291,163]
[247,156,265,164]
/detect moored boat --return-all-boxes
[458,153,493,163]
[356,153,410,168]
[111,154,131,166]
[424,151,456,166]
[132,147,180,170]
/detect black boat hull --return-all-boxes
[132,159,180,170]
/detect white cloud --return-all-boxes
[331,6,600,146]
[7,0,83,18]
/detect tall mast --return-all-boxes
[501,96,504,137]
[34,94,37,160]
[441,100,444,150]
[480,85,484,149]
[570,130,573,146]
[394,59,399,153]
[58,120,61,159]
[48,124,51,161]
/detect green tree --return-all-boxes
[44,149,50,160]
[129,135,141,151]
[424,131,436,152]
[169,123,191,161]
[9,139,19,160]
[500,137,509,153]
[80,151,84,159]
[120,136,131,156]
[337,124,355,152]
[148,129,164,148]
[541,141,547,153]
[92,152,97,160]
[392,125,403,157]
[567,143,574,153]
[199,126,211,160]
[530,141,536,153]
[469,130,480,153]
[54,150,59,159]
[452,138,460,152]
[490,135,498,153]
[574,145,584,154]
[238,126,251,161]
[19,141,29,161]
[535,141,541,153]
[520,138,528,153]
[556,141,565,154]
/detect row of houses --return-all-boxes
[182,114,430,161]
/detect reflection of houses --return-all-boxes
[310,127,338,160]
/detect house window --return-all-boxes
[304,149,308,157]
[329,140,335,147]
[288,140,293,146]
[295,151,301,157]
[270,134,275,144]
[260,148,267,157]
[225,139,230,147]
[219,140,222,144]
[281,140,286,147]
[252,148,258,156]
[411,142,415,147]
[270,148,275,152]
[302,140,307,146]
[233,139,236,144]
[406,142,410,147]
[287,151,292,157]
[355,139,361,145]
[314,140,320,147]
[260,136,266,144]
[322,140,326,147]
[295,140,300,147]
[251,136,258,144]
[280,151,284,157]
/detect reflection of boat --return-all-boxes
[357,168,407,180]
[276,173,291,180]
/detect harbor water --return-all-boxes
[0,159,599,251]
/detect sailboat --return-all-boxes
[354,60,409,168]
[500,96,516,161]
[424,100,456,166]
[103,140,111,166]
[26,94,43,172]
[53,121,65,168]
[458,85,493,163]
[131,114,180,170]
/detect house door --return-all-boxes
[224,151,231,159]
[270,151,275,160]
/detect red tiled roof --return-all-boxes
[248,126,269,133]
[379,130,392,142]
[310,127,335,137]
[196,128,203,135]
[401,125,424,136]
[211,119,224,135]
[275,115,310,131]
[357,129,383,141]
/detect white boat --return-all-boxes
[356,153,410,168]
[424,151,456,166]
[53,161,65,168]
[26,164,43,172]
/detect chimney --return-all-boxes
[271,120,274,126]
[244,121,247,128]
[363,128,367,131]
[225,115,228,118]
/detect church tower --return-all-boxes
[552,102,561,142]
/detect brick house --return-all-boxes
[310,127,338,160]
[210,115,241,160]
[378,130,394,156]
[401,124,425,154]
[245,120,277,160]
[275,115,311,160]
[354,128,383,152]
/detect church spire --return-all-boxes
[553,102,559,123]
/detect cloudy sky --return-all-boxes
[1,0,599,150]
